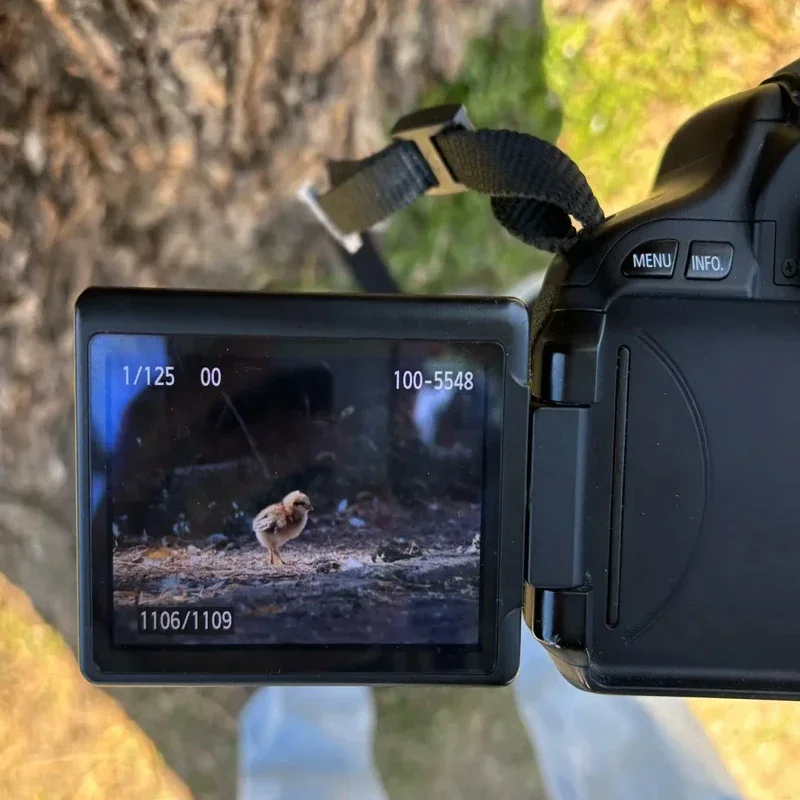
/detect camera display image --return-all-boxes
[89,334,502,646]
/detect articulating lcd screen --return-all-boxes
[89,334,501,647]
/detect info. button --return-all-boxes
[685,241,733,280]
[621,240,678,278]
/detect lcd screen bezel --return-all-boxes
[75,288,530,684]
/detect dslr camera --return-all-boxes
[77,62,800,698]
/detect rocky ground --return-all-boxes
[113,497,481,645]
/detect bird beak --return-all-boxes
[308,505,314,512]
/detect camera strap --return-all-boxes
[300,105,604,290]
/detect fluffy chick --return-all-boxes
[252,490,313,565]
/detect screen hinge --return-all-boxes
[527,404,589,589]
[523,584,590,672]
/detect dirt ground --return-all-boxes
[113,498,480,646]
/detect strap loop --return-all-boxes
[313,105,604,254]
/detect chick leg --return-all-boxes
[275,546,286,565]
[267,544,276,566]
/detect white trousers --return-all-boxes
[239,626,742,800]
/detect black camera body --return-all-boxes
[528,73,800,697]
[75,68,800,697]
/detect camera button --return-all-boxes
[620,240,678,277]
[685,242,733,279]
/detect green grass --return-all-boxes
[374,686,545,800]
[543,0,780,212]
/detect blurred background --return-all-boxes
[2,0,800,797]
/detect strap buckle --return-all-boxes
[390,104,473,196]
[298,182,364,254]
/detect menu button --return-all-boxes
[621,240,678,278]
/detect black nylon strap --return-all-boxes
[319,141,437,234]
[332,232,401,293]
[316,124,604,253]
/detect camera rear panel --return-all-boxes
[532,293,800,696]
[529,75,800,696]
[596,296,800,692]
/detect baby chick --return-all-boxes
[252,490,313,565]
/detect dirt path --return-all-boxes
[113,499,481,645]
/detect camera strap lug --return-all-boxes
[762,58,800,111]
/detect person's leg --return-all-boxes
[513,625,743,800]
[238,629,743,800]
[238,685,388,800]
